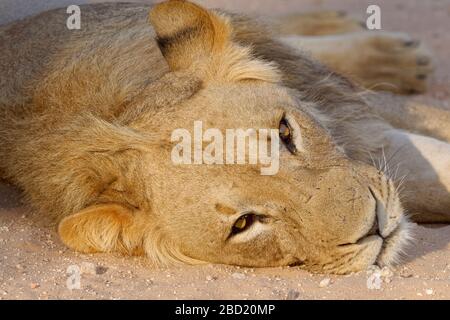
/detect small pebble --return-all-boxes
[367,272,382,290]
[30,283,40,289]
[380,267,394,283]
[366,265,380,274]
[95,266,108,275]
[286,289,300,300]
[319,278,331,288]
[425,289,434,295]
[400,269,413,278]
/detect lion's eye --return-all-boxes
[279,121,291,140]
[231,213,256,235]
[279,118,297,154]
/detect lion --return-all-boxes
[0,0,448,274]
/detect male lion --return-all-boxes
[0,0,448,274]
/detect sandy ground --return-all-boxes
[0,0,450,300]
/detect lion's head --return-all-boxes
[58,0,412,274]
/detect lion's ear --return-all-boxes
[149,0,281,83]
[149,0,230,72]
[58,204,143,255]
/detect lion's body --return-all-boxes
[0,1,448,273]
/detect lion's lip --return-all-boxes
[335,187,408,271]
[337,186,404,255]
[341,217,381,247]
[368,187,401,239]
[366,214,380,237]
[343,190,398,247]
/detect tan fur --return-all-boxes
[0,1,448,274]
[58,203,141,254]
[274,11,365,36]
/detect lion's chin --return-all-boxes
[376,215,416,267]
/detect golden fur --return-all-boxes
[0,1,449,274]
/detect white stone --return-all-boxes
[319,278,331,288]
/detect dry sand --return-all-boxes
[0,0,449,300]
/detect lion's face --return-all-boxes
[140,1,412,274]
[58,0,412,274]
[145,79,410,274]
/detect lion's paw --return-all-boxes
[353,32,434,94]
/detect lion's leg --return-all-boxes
[274,11,365,36]
[383,129,450,223]
[281,32,434,94]
[364,93,450,143]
